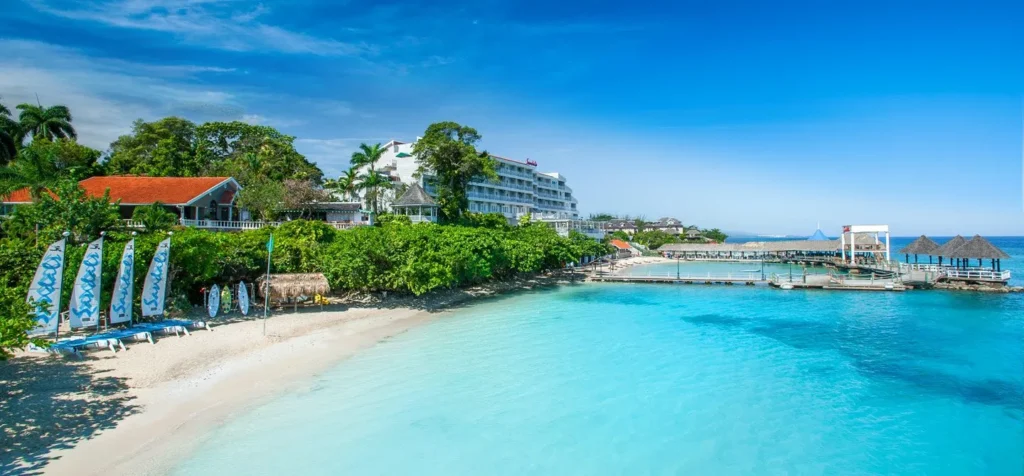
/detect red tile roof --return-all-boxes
[609,239,632,250]
[3,176,236,205]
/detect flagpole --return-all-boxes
[55,231,70,342]
[263,234,273,336]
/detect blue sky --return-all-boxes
[1,0,1022,235]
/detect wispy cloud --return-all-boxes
[26,0,375,56]
[0,40,249,149]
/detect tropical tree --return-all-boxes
[411,122,496,223]
[0,138,101,199]
[0,144,59,200]
[16,103,76,142]
[235,179,285,221]
[325,167,359,201]
[350,143,384,170]
[0,102,20,165]
[357,170,392,217]
[350,143,385,212]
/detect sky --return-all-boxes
[1,0,1022,235]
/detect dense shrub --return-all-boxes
[0,219,610,355]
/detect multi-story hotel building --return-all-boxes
[376,140,579,222]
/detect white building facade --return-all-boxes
[376,140,579,222]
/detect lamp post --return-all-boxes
[676,254,680,279]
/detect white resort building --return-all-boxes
[376,140,579,222]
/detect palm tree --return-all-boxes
[350,143,385,215]
[0,143,58,200]
[350,142,384,170]
[325,167,360,201]
[17,103,76,142]
[357,170,391,217]
[0,102,19,165]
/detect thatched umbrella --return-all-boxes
[933,235,967,267]
[258,273,330,310]
[949,235,1010,271]
[897,235,940,264]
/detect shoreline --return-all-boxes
[1,273,580,476]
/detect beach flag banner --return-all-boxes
[238,282,250,316]
[69,236,104,329]
[207,284,221,318]
[142,238,171,317]
[27,238,68,335]
[109,239,135,325]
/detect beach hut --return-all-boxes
[933,235,967,267]
[948,235,1010,271]
[258,273,331,311]
[897,235,940,264]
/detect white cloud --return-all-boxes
[0,40,244,149]
[26,0,374,56]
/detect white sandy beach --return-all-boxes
[0,273,579,475]
[2,305,435,475]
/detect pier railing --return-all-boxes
[601,271,764,282]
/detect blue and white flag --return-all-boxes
[142,238,171,317]
[109,239,135,325]
[70,237,104,329]
[27,238,68,335]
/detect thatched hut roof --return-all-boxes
[948,235,1010,260]
[933,235,967,257]
[898,235,940,255]
[258,273,330,299]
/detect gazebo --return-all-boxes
[949,235,1010,271]
[932,235,968,267]
[897,235,940,264]
[392,183,438,223]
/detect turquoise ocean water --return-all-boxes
[175,238,1024,475]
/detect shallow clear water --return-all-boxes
[175,284,1024,475]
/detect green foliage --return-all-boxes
[0,137,101,199]
[104,118,322,185]
[412,122,496,223]
[606,230,630,242]
[632,229,681,249]
[376,213,411,226]
[16,103,76,142]
[702,228,728,243]
[588,213,616,221]
[1,179,121,243]
[324,168,359,201]
[105,117,199,177]
[0,218,608,353]
[196,121,322,184]
[0,286,40,358]
[0,101,19,165]
[458,212,510,229]
[235,179,285,221]
[132,202,178,232]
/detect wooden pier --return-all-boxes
[587,271,906,291]
[591,273,764,285]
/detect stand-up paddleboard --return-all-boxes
[238,282,250,316]
[207,284,221,318]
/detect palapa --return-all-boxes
[258,273,330,300]
[897,235,940,255]
[948,235,1010,260]
[933,235,968,257]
